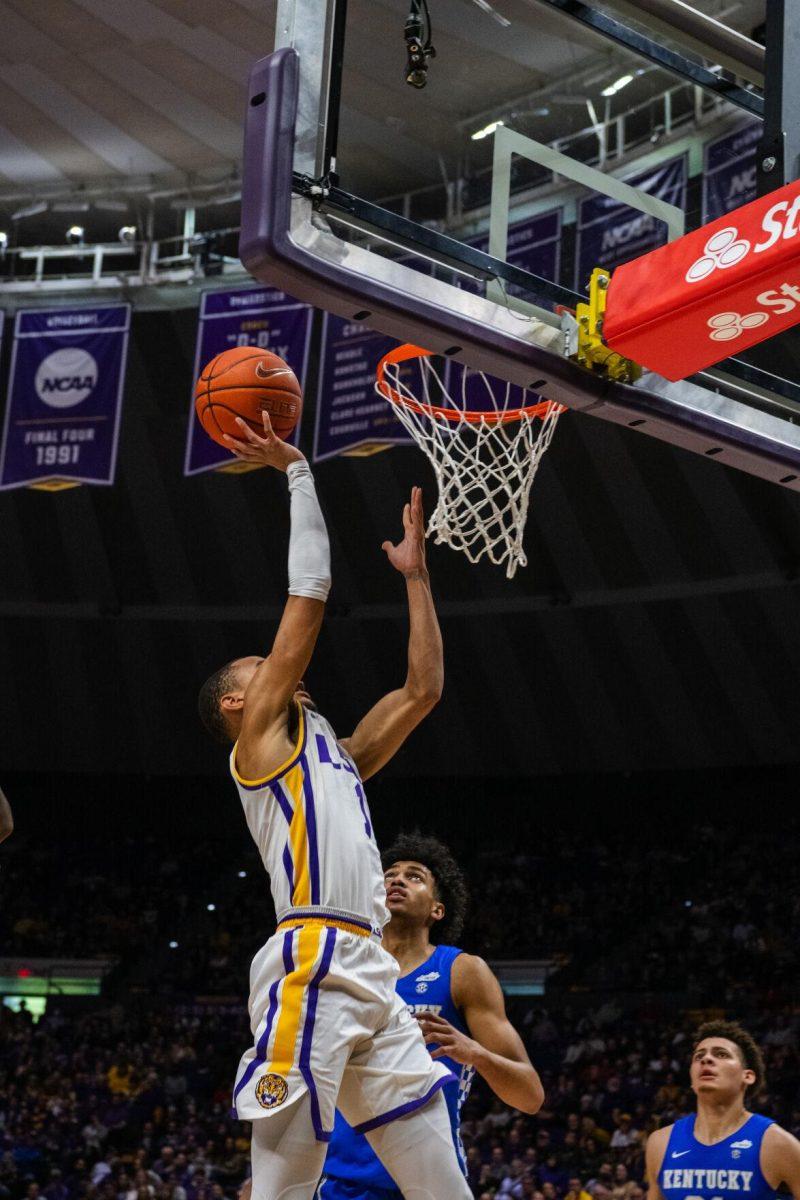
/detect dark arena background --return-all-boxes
[2,2,800,1200]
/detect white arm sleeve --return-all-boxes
[286,460,331,602]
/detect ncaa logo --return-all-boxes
[685,227,750,283]
[35,348,98,409]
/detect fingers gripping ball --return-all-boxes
[195,347,302,447]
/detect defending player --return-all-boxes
[317,832,544,1198]
[197,415,472,1200]
[646,1021,800,1200]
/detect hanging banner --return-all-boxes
[184,286,313,476]
[703,121,760,224]
[575,154,687,290]
[447,210,562,407]
[313,315,414,461]
[455,208,562,297]
[0,304,130,492]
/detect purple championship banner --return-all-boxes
[313,315,415,461]
[184,286,313,476]
[703,121,760,224]
[575,154,687,290]
[0,303,130,492]
[448,209,562,406]
[455,208,562,298]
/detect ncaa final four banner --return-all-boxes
[575,154,687,290]
[0,304,130,492]
[184,285,313,476]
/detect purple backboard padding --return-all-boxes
[239,48,800,485]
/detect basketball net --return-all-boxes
[376,346,564,579]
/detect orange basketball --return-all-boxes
[194,346,303,447]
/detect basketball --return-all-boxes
[194,346,302,447]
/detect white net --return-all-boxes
[377,349,563,579]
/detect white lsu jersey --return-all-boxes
[230,701,389,933]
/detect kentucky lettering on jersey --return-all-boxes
[662,1170,754,1190]
[659,1114,776,1200]
[322,944,474,1193]
[231,702,388,930]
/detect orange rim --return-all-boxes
[376,344,559,425]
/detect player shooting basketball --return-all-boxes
[198,413,472,1200]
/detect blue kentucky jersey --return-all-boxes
[659,1114,776,1200]
[321,944,474,1193]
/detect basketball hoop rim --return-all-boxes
[376,344,559,425]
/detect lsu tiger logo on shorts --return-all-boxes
[255,1072,289,1110]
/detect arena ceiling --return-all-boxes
[0,0,765,215]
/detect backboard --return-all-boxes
[241,0,800,491]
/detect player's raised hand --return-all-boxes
[222,411,305,472]
[382,486,428,578]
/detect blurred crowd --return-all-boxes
[3,820,799,1006]
[2,815,800,1198]
[1,995,798,1200]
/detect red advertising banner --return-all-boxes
[603,180,800,381]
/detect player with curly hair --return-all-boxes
[317,832,543,1199]
[646,1021,800,1200]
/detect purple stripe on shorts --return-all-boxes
[352,1072,457,1135]
[282,926,295,976]
[298,926,337,1141]
[300,755,321,905]
[232,977,281,1110]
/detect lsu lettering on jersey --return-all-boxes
[230,703,453,1139]
[320,944,475,1195]
[659,1114,776,1200]
[231,701,388,931]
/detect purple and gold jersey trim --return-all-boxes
[231,700,307,789]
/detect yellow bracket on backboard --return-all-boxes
[573,267,642,385]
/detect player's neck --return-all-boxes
[382,920,434,975]
[694,1098,750,1145]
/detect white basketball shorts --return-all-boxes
[231,912,455,1141]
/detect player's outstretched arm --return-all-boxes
[645,1127,669,1200]
[340,487,443,781]
[224,415,330,763]
[417,954,544,1115]
[762,1123,800,1197]
[0,785,13,843]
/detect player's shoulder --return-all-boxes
[451,951,502,1005]
[762,1119,800,1156]
[646,1122,674,1168]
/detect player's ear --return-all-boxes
[430,899,445,924]
[742,1068,756,1089]
[220,690,244,713]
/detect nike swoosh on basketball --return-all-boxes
[255,362,292,380]
[671,1151,691,1158]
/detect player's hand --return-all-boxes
[416,1011,482,1066]
[222,411,305,472]
[381,486,428,578]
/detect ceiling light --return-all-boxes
[11,201,47,220]
[118,225,137,244]
[95,199,129,212]
[65,225,85,244]
[601,73,634,98]
[0,232,7,249]
[471,119,505,141]
[206,903,216,912]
